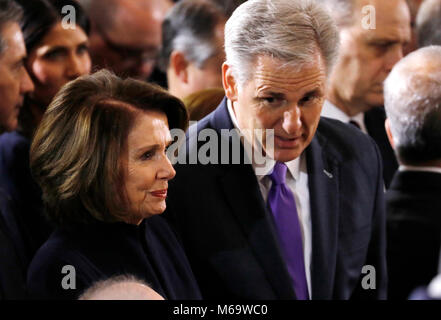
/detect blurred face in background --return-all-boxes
[88,0,172,80]
[122,110,176,225]
[0,22,34,132]
[185,22,225,94]
[26,22,91,107]
[403,0,423,56]
[168,21,225,100]
[328,0,411,116]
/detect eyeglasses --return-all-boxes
[99,30,159,64]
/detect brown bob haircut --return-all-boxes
[30,69,188,226]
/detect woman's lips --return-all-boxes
[274,135,301,148]
[151,189,168,199]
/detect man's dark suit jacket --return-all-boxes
[0,131,53,259]
[0,191,27,299]
[364,107,398,189]
[165,98,387,300]
[387,170,441,300]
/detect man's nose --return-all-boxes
[20,68,34,94]
[282,106,302,135]
[134,59,155,80]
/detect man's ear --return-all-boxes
[170,50,189,84]
[222,62,238,102]
[385,118,395,149]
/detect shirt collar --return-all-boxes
[227,99,302,181]
[321,100,367,133]
[399,165,441,175]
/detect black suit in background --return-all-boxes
[165,98,387,300]
[0,191,27,299]
[0,131,53,259]
[387,170,441,300]
[364,107,398,189]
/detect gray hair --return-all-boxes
[416,0,441,47]
[78,274,162,300]
[319,0,357,27]
[225,0,339,86]
[0,0,23,55]
[384,46,441,164]
[158,0,226,72]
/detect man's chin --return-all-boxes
[365,93,385,109]
[273,148,303,163]
[2,118,18,133]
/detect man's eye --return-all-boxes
[299,95,317,106]
[370,42,392,55]
[260,97,285,108]
[13,60,24,71]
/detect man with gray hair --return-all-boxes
[384,46,441,299]
[416,0,441,47]
[321,0,411,188]
[0,0,33,133]
[159,0,226,100]
[0,0,34,300]
[166,0,387,299]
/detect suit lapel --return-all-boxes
[218,165,296,299]
[212,99,296,299]
[306,134,340,299]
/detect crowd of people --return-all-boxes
[1,0,441,301]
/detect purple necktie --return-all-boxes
[267,162,309,300]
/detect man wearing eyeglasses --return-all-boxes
[79,0,173,81]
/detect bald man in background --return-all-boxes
[384,46,441,299]
[78,0,173,80]
[79,275,165,300]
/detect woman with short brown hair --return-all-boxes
[27,69,201,300]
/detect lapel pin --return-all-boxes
[323,169,333,179]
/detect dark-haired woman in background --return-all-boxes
[27,70,201,300]
[0,0,91,264]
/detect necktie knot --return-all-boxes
[269,162,287,185]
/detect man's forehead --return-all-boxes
[353,0,410,27]
[107,2,164,46]
[354,0,411,42]
[0,23,27,62]
[247,55,326,92]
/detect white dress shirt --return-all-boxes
[227,99,312,297]
[321,100,368,134]
[399,165,441,175]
